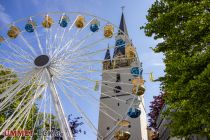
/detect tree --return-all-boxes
[148,93,165,130]
[36,114,85,139]
[142,0,210,137]
[68,114,86,137]
[0,65,39,139]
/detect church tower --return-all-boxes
[98,11,148,140]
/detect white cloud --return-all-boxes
[0,4,12,24]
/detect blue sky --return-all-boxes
[0,0,165,138]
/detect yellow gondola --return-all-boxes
[0,36,4,43]
[7,26,20,39]
[42,15,54,28]
[114,131,131,140]
[125,44,136,58]
[104,24,114,38]
[132,77,144,86]
[117,120,130,127]
[94,80,99,91]
[132,85,145,96]
[75,15,85,28]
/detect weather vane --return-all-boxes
[121,6,125,12]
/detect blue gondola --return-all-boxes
[116,38,125,47]
[25,19,36,33]
[59,15,69,28]
[127,107,141,118]
[130,67,140,77]
[90,19,100,32]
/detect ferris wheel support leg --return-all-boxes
[46,69,74,140]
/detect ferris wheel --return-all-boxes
[0,12,145,140]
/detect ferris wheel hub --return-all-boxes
[34,55,50,67]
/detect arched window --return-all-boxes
[116,74,121,82]
[114,86,121,93]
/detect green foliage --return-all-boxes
[143,0,210,137]
[0,65,39,139]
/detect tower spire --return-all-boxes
[118,6,128,36]
[113,8,128,58]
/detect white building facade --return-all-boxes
[98,12,148,140]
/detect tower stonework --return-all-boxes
[98,12,148,140]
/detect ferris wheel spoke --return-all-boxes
[0,77,16,81]
[51,28,80,61]
[12,97,34,131]
[19,34,37,57]
[61,80,121,124]
[61,83,120,132]
[0,69,43,123]
[54,29,81,57]
[58,76,130,104]
[67,56,132,66]
[71,31,117,54]
[4,40,34,60]
[64,68,134,76]
[46,27,56,56]
[50,23,69,57]
[0,69,43,112]
[45,29,50,55]
[57,27,67,50]
[2,105,32,140]
[0,85,45,136]
[0,69,37,100]
[17,110,32,140]
[43,84,47,139]
[60,15,88,48]
[34,28,44,54]
[68,32,92,52]
[66,76,128,103]
[61,80,124,118]
[62,45,116,64]
[62,17,95,51]
[47,28,54,57]
[0,90,33,115]
[105,98,137,139]
[58,82,101,138]
[68,43,125,63]
[0,57,30,67]
[51,25,60,51]
[48,66,63,77]
[58,34,111,62]
[60,70,134,88]
[0,49,33,64]
[49,87,52,139]
[46,69,74,140]
[30,86,47,140]
[102,83,135,97]
[62,37,107,62]
[62,19,107,55]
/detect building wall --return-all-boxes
[156,105,208,140]
[98,60,148,140]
